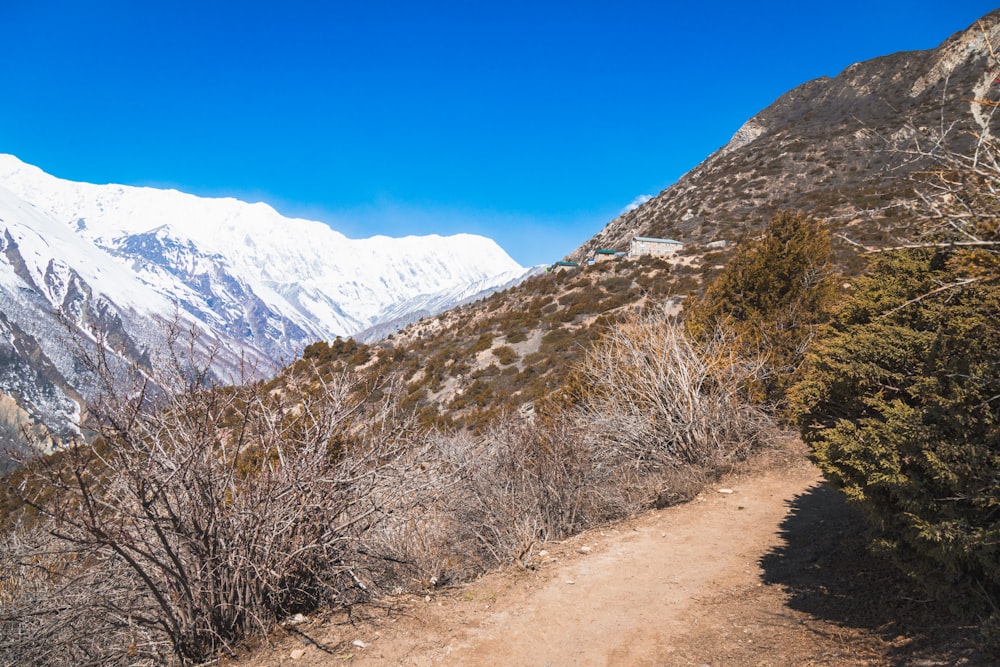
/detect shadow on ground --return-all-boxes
[759,482,989,666]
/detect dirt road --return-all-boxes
[242,445,983,666]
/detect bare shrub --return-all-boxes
[367,413,630,584]
[3,330,420,665]
[446,415,596,565]
[0,525,168,665]
[372,307,776,585]
[343,432,469,592]
[577,305,775,473]
[2,310,776,664]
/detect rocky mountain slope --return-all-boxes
[7,10,999,457]
[0,157,532,453]
[327,10,1000,433]
[0,181,226,459]
[573,10,1000,265]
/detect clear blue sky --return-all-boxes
[1,2,996,266]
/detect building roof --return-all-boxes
[633,236,682,244]
[595,248,617,255]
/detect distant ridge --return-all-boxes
[0,156,532,450]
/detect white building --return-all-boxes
[629,236,683,258]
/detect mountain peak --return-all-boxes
[0,156,530,446]
[0,156,525,340]
[572,9,1000,263]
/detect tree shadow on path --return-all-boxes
[759,481,988,665]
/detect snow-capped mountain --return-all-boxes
[0,154,531,352]
[0,154,533,453]
[0,180,259,457]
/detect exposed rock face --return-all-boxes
[573,10,1000,262]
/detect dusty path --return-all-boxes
[241,446,983,666]
[430,461,821,666]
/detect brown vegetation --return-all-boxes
[1,328,428,664]
[1,303,773,665]
[294,255,685,433]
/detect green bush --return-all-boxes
[600,276,633,293]
[686,210,838,404]
[506,329,528,344]
[469,333,494,354]
[540,327,573,352]
[792,249,1000,615]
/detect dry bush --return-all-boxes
[2,309,777,664]
[344,432,469,592]
[367,413,634,585]
[444,416,596,564]
[372,306,777,586]
[2,329,421,666]
[0,525,168,665]
[577,305,775,473]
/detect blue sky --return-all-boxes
[1,2,997,266]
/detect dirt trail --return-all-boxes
[433,463,819,666]
[242,446,983,666]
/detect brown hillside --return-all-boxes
[572,10,1000,269]
[316,11,1000,432]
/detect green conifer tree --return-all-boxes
[792,248,1000,621]
[686,210,838,405]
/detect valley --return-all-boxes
[2,8,999,666]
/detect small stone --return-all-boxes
[717,488,734,494]
[425,595,432,603]
[537,549,549,557]
[565,579,575,585]
[577,545,592,554]
[290,649,305,660]
[352,640,367,648]
[287,612,307,626]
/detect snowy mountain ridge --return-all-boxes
[0,154,533,453]
[0,154,531,354]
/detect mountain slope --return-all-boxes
[0,155,532,361]
[573,10,1000,264]
[0,182,263,452]
[0,157,533,453]
[310,10,1000,434]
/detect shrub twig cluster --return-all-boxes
[1,307,773,665]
